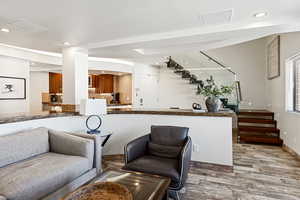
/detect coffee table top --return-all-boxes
[92,169,170,200]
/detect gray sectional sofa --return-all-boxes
[0,127,102,200]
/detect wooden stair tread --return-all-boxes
[239,126,279,133]
[238,132,279,138]
[239,109,271,112]
[238,111,274,116]
[239,135,283,145]
[238,118,276,124]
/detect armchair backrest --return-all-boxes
[150,125,189,146]
[148,126,189,159]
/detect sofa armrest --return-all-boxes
[48,130,94,170]
[124,134,150,164]
[178,136,192,189]
[68,133,102,174]
[0,195,7,200]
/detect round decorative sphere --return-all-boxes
[86,115,102,132]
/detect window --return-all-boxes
[294,59,300,111]
[286,54,300,112]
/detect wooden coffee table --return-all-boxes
[92,169,171,200]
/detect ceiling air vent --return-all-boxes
[198,9,233,26]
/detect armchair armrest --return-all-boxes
[68,133,102,174]
[48,130,95,171]
[124,134,150,164]
[178,136,192,189]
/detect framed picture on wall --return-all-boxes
[267,35,280,80]
[0,76,26,100]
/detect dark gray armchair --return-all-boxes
[123,126,192,200]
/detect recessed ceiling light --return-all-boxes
[63,42,71,46]
[1,28,10,33]
[133,49,145,55]
[253,12,267,18]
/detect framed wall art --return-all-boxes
[267,35,280,80]
[0,76,26,100]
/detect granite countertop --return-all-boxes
[0,112,79,125]
[107,108,236,117]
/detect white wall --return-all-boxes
[102,114,232,166]
[0,114,233,166]
[156,38,268,110]
[0,56,30,114]
[132,63,160,108]
[207,38,268,109]
[158,67,203,109]
[30,72,49,113]
[266,32,300,155]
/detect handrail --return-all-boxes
[167,56,241,105]
[199,51,236,75]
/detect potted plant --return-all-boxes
[196,76,234,112]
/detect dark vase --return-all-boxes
[205,97,221,112]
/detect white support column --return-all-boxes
[62,47,88,110]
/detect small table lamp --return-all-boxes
[80,99,107,134]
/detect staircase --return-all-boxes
[166,57,204,91]
[238,109,283,146]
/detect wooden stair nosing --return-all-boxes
[238,118,276,124]
[238,132,279,137]
[239,135,283,145]
[238,126,280,133]
[238,111,274,117]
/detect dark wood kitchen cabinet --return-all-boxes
[49,72,62,93]
[94,74,114,93]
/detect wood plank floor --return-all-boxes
[103,144,300,200]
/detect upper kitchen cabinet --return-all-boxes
[49,72,62,93]
[94,74,114,93]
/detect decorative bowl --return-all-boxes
[63,182,133,200]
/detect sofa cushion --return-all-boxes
[0,152,90,200]
[150,126,189,146]
[0,127,49,168]
[148,141,182,158]
[124,155,180,188]
[49,129,94,169]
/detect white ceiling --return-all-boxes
[1,0,300,64]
